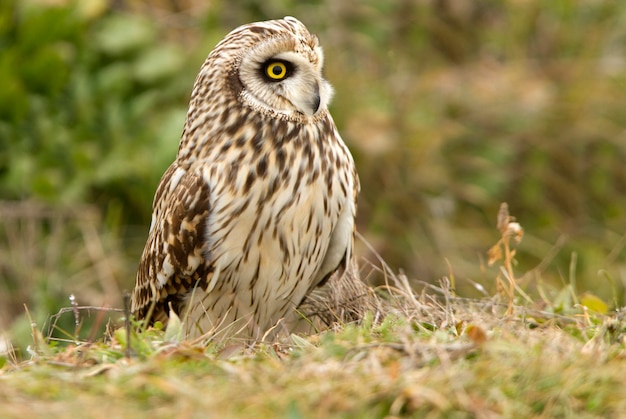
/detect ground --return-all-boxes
[2,268,626,418]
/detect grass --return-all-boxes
[1,204,625,418]
[2,291,625,418]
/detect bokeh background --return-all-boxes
[2,0,626,346]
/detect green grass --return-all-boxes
[2,257,626,418]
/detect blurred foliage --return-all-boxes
[1,0,626,337]
[0,0,201,218]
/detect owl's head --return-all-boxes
[198,17,334,121]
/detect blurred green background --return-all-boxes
[1,0,626,346]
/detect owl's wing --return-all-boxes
[131,163,213,325]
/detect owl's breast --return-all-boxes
[195,136,353,331]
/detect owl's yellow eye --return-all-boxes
[265,61,288,80]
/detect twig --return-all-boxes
[124,292,132,359]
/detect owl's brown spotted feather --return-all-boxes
[132,164,213,323]
[131,17,360,340]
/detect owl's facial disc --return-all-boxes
[239,46,333,118]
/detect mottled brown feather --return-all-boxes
[131,164,213,323]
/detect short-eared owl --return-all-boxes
[131,17,359,340]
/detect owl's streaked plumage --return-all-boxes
[131,17,359,340]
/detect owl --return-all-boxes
[131,16,359,341]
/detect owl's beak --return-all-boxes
[292,81,323,116]
[310,83,321,114]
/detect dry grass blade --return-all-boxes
[488,203,524,315]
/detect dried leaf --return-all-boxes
[487,243,502,266]
[505,222,524,243]
[466,324,488,345]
